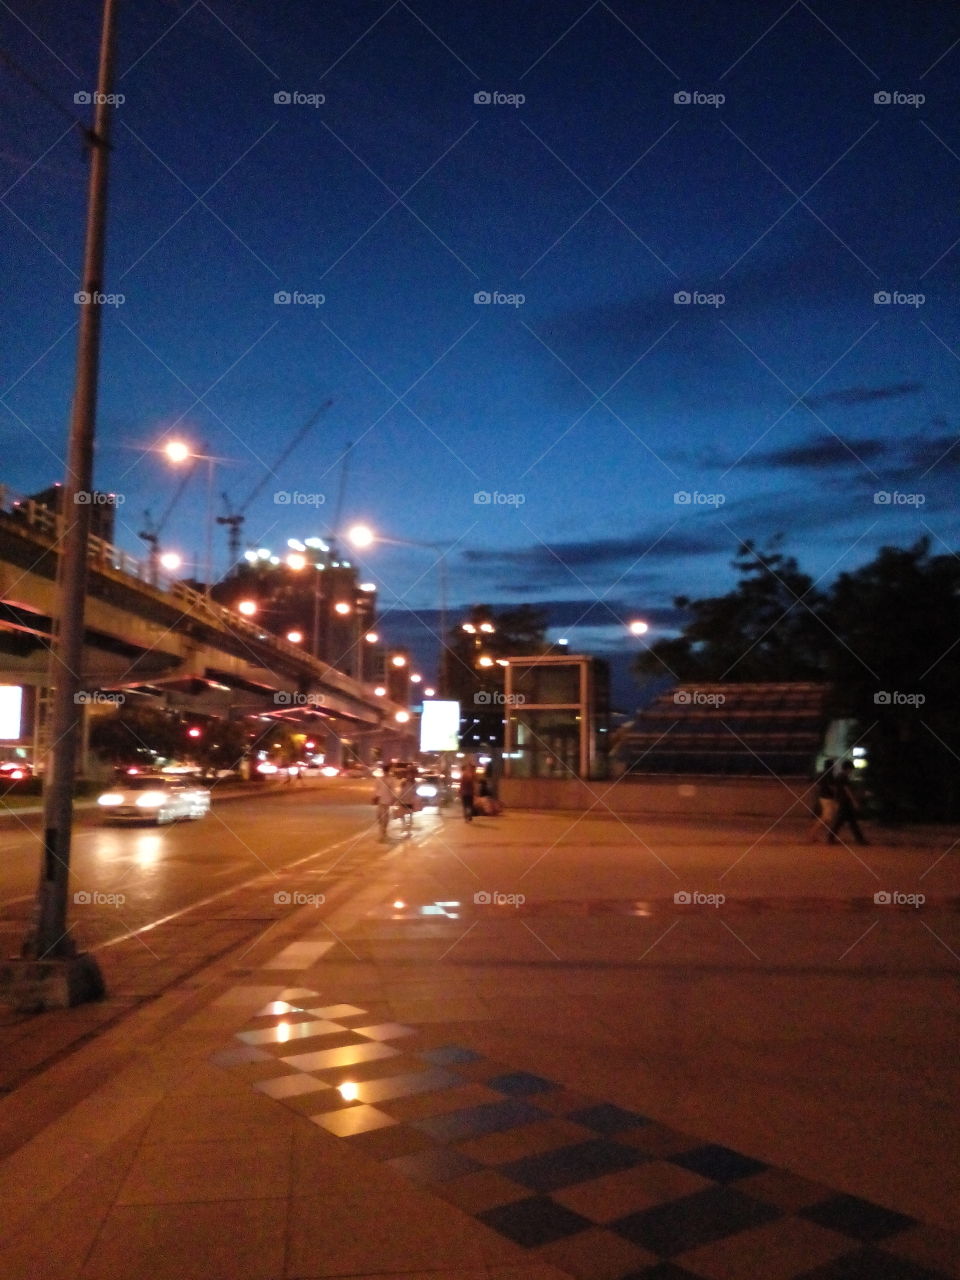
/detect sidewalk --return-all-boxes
[0,808,958,1279]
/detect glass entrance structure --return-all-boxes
[502,655,609,780]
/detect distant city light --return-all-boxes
[286,553,307,570]
[287,538,306,551]
[237,600,257,616]
[359,582,377,592]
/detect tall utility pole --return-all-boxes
[19,0,118,1001]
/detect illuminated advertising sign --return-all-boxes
[419,700,460,752]
[0,686,24,740]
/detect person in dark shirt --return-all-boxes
[807,758,837,843]
[827,760,869,845]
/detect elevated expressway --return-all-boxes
[0,492,411,763]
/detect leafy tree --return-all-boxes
[635,538,831,683]
[826,538,960,820]
[632,536,960,819]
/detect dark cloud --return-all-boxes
[462,529,719,570]
[803,382,922,408]
[737,437,889,469]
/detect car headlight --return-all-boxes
[416,784,437,798]
[98,793,123,806]
[135,791,167,808]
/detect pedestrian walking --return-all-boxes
[807,758,837,842]
[827,760,869,845]
[397,764,419,836]
[373,763,399,841]
[459,761,476,822]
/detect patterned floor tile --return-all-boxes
[477,1195,595,1247]
[433,1168,532,1214]
[798,1194,916,1242]
[531,1223,657,1279]
[616,1124,707,1158]
[281,1041,401,1071]
[551,1161,714,1223]
[413,1099,547,1142]
[309,1104,397,1136]
[487,1072,560,1096]
[385,1146,485,1184]
[566,1103,653,1135]
[498,1139,642,1193]
[667,1143,769,1184]
[673,1213,854,1279]
[344,1122,439,1161]
[353,1021,419,1041]
[236,1018,344,1045]
[734,1167,834,1212]
[455,1118,598,1165]
[794,1247,955,1279]
[610,1186,782,1256]
[883,1223,960,1279]
[419,1044,486,1066]
[380,1082,507,1122]
[253,1072,332,1100]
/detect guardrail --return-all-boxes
[0,488,384,708]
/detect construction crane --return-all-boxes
[137,463,195,581]
[217,398,334,574]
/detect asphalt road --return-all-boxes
[0,778,412,952]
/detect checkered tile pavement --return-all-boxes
[211,989,960,1279]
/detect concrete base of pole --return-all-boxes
[0,954,106,1012]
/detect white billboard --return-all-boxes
[419,700,460,752]
[0,686,23,740]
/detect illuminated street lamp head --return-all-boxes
[478,655,494,667]
[159,551,181,571]
[462,623,476,634]
[237,600,257,617]
[410,673,422,683]
[390,654,407,667]
[424,686,436,697]
[334,601,351,615]
[286,630,303,644]
[286,552,307,571]
[347,523,374,549]
[364,631,379,643]
[374,685,386,697]
[479,621,495,633]
[629,620,649,636]
[164,440,191,464]
[359,582,377,592]
[395,710,410,723]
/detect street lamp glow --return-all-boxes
[410,673,422,683]
[374,685,386,697]
[479,622,495,633]
[359,582,377,592]
[286,630,303,644]
[286,553,307,571]
[391,654,407,667]
[629,620,649,636]
[287,538,306,551]
[478,655,494,667]
[395,710,410,723]
[365,631,379,643]
[462,623,476,634]
[164,440,191,464]
[237,600,257,617]
[334,601,351,615]
[424,686,436,697]
[159,551,181,571]
[347,523,374,549]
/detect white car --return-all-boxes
[97,776,212,824]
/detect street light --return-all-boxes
[164,439,221,595]
[629,619,649,636]
[347,523,450,694]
